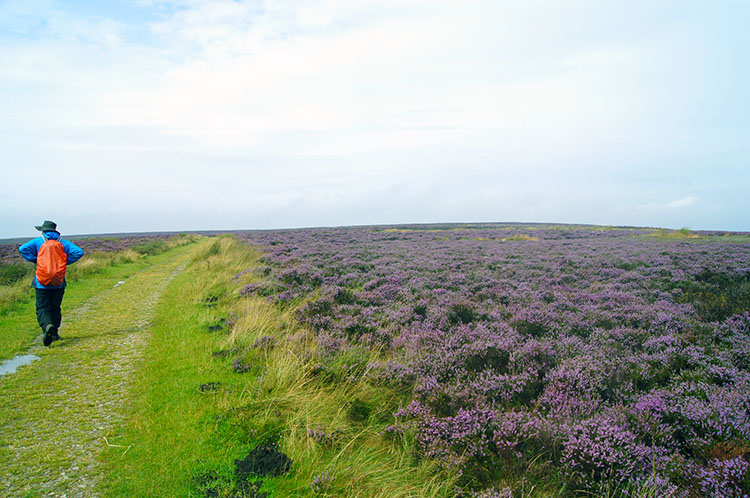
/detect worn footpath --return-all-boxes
[0,244,200,497]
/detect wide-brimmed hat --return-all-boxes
[34,220,59,233]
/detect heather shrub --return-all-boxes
[668,269,750,322]
[234,224,750,495]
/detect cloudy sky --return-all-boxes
[1,0,748,238]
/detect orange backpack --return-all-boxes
[36,237,67,286]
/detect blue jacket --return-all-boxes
[18,232,85,289]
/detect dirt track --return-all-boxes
[0,250,195,497]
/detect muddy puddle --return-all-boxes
[0,354,41,377]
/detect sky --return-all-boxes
[1,0,748,238]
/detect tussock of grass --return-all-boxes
[0,261,32,285]
[502,234,540,241]
[0,281,30,314]
[644,227,701,239]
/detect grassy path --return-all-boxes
[0,242,203,497]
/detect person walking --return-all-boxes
[19,220,84,346]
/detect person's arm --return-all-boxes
[64,240,84,264]
[18,238,40,263]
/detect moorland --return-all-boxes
[1,223,749,497]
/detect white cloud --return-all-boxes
[1,0,748,236]
[666,196,698,209]
[3,0,651,152]
[636,196,700,212]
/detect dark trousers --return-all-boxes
[35,287,65,332]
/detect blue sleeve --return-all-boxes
[18,238,41,263]
[64,240,84,264]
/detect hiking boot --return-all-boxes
[51,330,61,343]
[43,323,55,346]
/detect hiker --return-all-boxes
[18,220,84,346]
